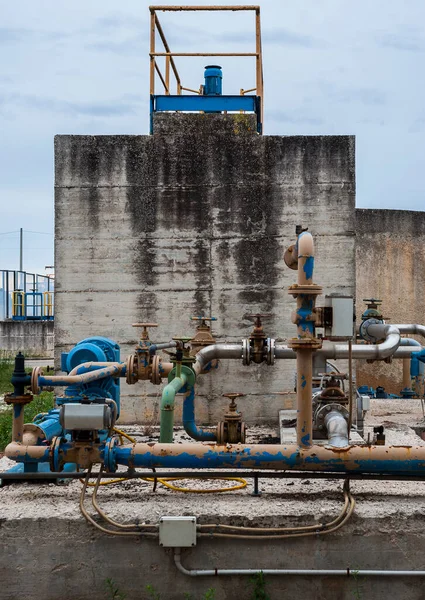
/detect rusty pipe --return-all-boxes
[38,364,124,387]
[296,350,313,447]
[68,361,123,376]
[297,231,314,285]
[114,441,425,474]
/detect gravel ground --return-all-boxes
[1,400,425,525]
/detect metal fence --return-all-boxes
[0,270,54,321]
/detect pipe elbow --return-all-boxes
[324,411,349,448]
[297,231,314,258]
[5,441,50,462]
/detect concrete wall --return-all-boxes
[55,114,355,424]
[2,516,425,600]
[356,209,425,394]
[0,320,54,357]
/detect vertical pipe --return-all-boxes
[150,10,156,96]
[347,338,353,437]
[403,359,411,390]
[19,228,23,272]
[296,350,313,447]
[12,404,24,443]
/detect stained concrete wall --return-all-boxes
[55,114,355,424]
[0,320,54,357]
[356,209,425,394]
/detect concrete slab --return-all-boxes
[1,400,424,599]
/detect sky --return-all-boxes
[1,0,425,274]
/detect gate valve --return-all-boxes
[190,316,217,355]
[244,314,272,364]
[217,393,246,444]
[373,425,385,445]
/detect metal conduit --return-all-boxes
[174,550,425,577]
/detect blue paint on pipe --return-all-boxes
[182,387,216,442]
[302,256,314,281]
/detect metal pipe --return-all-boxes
[68,361,123,376]
[160,372,188,443]
[174,550,425,577]
[113,442,425,474]
[182,387,216,441]
[149,341,176,355]
[12,405,24,443]
[324,411,349,448]
[296,350,313,447]
[193,344,242,375]
[394,324,425,339]
[38,364,123,387]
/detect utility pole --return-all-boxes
[19,228,23,271]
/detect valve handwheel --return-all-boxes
[132,322,158,341]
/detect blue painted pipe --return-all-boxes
[110,442,425,474]
[182,387,216,442]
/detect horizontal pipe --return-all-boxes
[149,341,177,355]
[113,442,425,474]
[68,362,122,376]
[150,6,260,12]
[395,324,425,339]
[324,411,349,448]
[38,363,124,387]
[174,551,425,577]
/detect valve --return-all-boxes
[171,336,195,366]
[373,425,385,445]
[217,393,246,444]
[132,322,158,342]
[243,314,273,365]
[190,316,217,356]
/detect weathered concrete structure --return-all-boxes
[0,320,54,357]
[55,114,355,424]
[356,209,425,394]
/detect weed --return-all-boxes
[202,589,215,600]
[351,570,363,599]
[0,391,54,450]
[143,424,155,438]
[249,571,270,600]
[146,584,161,600]
[105,578,127,600]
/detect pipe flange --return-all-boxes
[288,283,323,298]
[359,318,384,343]
[315,403,349,428]
[50,436,62,472]
[242,339,251,366]
[126,354,136,385]
[31,366,43,395]
[103,437,118,473]
[151,355,162,385]
[266,338,275,365]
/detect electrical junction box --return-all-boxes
[159,516,197,547]
[324,295,354,340]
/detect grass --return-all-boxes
[0,358,54,451]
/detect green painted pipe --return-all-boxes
[160,372,187,442]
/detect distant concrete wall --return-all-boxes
[356,209,425,394]
[0,321,54,357]
[55,115,355,424]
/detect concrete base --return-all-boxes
[1,402,425,600]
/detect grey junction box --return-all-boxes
[324,295,354,340]
[159,516,197,547]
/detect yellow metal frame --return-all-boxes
[149,5,264,123]
[43,291,53,318]
[12,290,25,317]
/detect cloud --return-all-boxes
[318,82,386,106]
[1,92,142,118]
[0,27,68,44]
[216,28,324,48]
[267,110,324,125]
[86,35,144,56]
[377,29,425,52]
